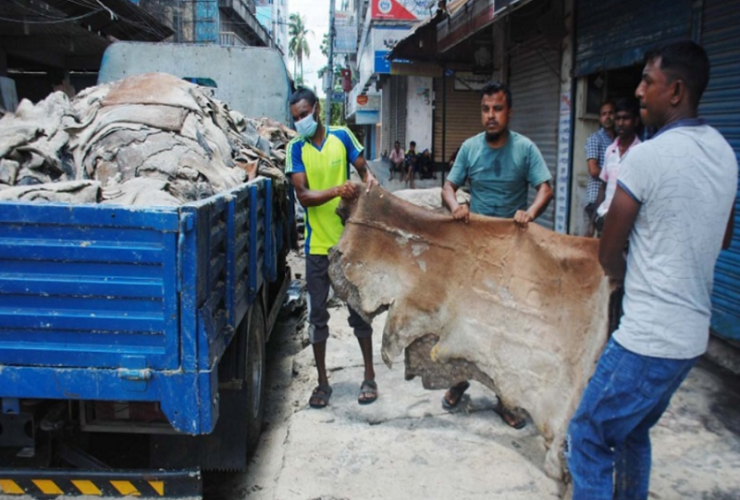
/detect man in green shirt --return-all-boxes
[441,81,553,429]
[286,88,379,409]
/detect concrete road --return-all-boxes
[204,164,740,500]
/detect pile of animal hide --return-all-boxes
[0,72,296,206]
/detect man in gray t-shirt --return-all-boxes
[567,42,737,500]
[440,81,553,429]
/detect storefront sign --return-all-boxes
[372,26,411,74]
[453,72,489,91]
[371,0,431,21]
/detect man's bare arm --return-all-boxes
[599,186,640,281]
[594,182,606,210]
[514,181,553,227]
[442,180,469,223]
[442,180,460,212]
[352,154,379,190]
[587,158,601,178]
[528,181,554,219]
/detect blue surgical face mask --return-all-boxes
[295,106,318,139]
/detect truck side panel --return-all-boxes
[0,204,181,370]
[0,178,280,435]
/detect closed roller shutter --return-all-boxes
[392,76,408,149]
[575,0,693,76]
[433,76,482,164]
[701,0,740,344]
[508,35,561,230]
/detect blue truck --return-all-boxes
[0,43,295,498]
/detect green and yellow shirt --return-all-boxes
[286,127,364,255]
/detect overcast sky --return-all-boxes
[288,0,330,97]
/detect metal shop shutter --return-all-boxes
[391,76,408,149]
[508,34,561,230]
[575,0,693,76]
[433,76,483,164]
[701,0,740,344]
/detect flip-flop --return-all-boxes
[358,380,378,405]
[309,383,332,409]
[441,381,471,410]
[492,399,526,429]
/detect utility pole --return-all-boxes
[324,0,336,127]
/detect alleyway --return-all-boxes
[204,162,740,500]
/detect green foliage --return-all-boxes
[319,98,346,127]
[288,13,312,82]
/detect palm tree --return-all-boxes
[288,13,312,83]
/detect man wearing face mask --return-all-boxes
[285,88,379,409]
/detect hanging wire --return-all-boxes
[0,9,104,24]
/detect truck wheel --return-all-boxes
[245,304,266,455]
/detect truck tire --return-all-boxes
[245,304,266,455]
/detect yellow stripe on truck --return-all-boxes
[0,479,25,495]
[32,480,64,495]
[72,479,103,495]
[110,480,141,496]
[148,480,165,496]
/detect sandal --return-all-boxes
[492,398,526,429]
[358,380,378,405]
[441,381,470,410]
[309,383,332,409]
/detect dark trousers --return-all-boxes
[306,254,372,344]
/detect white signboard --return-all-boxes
[334,11,358,54]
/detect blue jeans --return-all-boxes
[567,338,697,500]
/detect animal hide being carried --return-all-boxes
[328,184,611,481]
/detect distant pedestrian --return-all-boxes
[567,41,737,500]
[405,141,419,189]
[285,87,380,409]
[584,100,615,236]
[441,80,553,430]
[419,149,436,179]
[593,97,641,234]
[389,141,404,181]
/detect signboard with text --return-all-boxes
[334,11,358,54]
[373,26,411,74]
[372,0,432,21]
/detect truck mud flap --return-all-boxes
[0,468,201,498]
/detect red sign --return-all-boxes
[371,0,419,21]
[357,95,369,106]
[341,69,353,92]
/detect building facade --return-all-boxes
[138,0,274,47]
[256,0,289,60]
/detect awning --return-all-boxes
[386,0,472,61]
[437,0,533,53]
[386,10,446,61]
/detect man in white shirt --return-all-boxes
[567,41,737,500]
[388,141,405,181]
[593,98,641,234]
